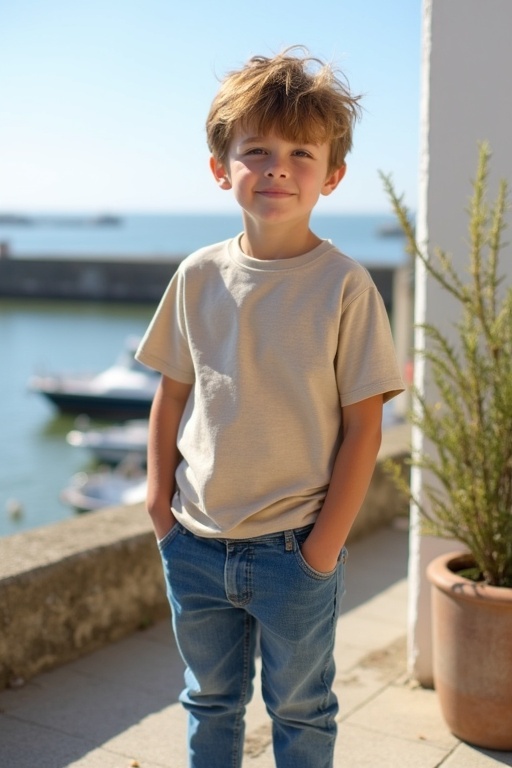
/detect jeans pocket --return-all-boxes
[292,531,339,581]
[157,521,183,552]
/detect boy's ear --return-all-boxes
[210,156,232,190]
[321,164,347,196]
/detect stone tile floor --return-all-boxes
[1,522,511,767]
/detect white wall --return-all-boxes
[410,0,512,685]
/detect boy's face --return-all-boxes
[210,127,346,230]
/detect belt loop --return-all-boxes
[284,530,294,552]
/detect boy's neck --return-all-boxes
[240,220,322,261]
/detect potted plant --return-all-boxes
[380,143,512,750]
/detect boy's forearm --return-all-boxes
[301,400,383,572]
[146,376,192,539]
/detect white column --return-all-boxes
[409,0,512,685]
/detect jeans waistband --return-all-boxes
[219,523,314,549]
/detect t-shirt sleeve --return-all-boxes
[336,284,405,405]
[135,268,195,384]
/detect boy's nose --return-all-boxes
[265,165,288,178]
[263,153,289,178]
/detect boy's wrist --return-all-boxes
[152,513,177,541]
[147,500,176,540]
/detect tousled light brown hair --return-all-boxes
[206,46,362,173]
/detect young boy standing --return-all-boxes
[136,48,404,768]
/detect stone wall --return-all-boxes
[0,504,168,690]
[0,256,178,303]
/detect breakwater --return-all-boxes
[0,254,178,304]
[0,254,397,309]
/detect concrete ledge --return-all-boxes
[0,504,167,690]
[0,423,410,691]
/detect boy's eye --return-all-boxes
[244,148,312,158]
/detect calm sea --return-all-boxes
[0,213,407,538]
[0,212,406,265]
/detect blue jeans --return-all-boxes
[158,523,347,768]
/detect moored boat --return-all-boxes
[66,419,148,465]
[60,465,147,513]
[29,337,159,420]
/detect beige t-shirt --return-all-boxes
[136,236,404,538]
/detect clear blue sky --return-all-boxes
[0,0,422,214]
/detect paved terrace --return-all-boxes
[2,520,512,768]
[1,422,511,767]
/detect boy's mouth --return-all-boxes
[257,188,294,197]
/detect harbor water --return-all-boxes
[1,300,154,537]
[0,213,407,538]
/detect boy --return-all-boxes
[136,48,404,768]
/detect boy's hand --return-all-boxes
[151,505,177,541]
[300,534,340,574]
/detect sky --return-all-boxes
[0,0,423,214]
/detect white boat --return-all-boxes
[61,465,147,513]
[29,336,159,420]
[66,419,148,465]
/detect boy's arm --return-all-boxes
[301,394,383,573]
[146,374,192,540]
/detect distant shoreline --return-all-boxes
[0,213,122,228]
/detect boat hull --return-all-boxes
[40,390,153,420]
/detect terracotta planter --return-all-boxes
[427,551,512,750]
